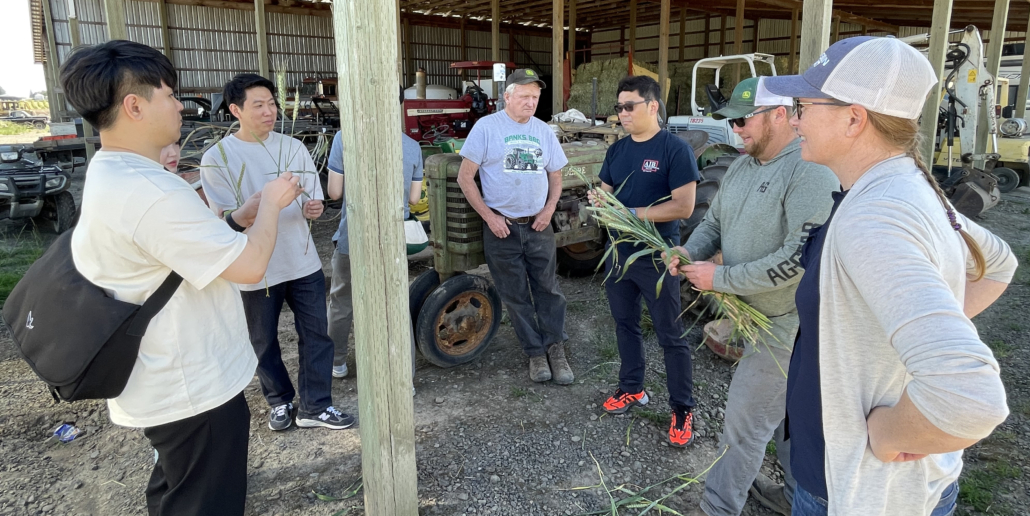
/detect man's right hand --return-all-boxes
[663,246,691,276]
[486,212,511,238]
[263,171,303,209]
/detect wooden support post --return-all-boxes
[509,29,515,64]
[330,1,418,514]
[720,15,727,56]
[460,16,467,62]
[831,16,841,43]
[103,0,127,40]
[396,0,402,85]
[1016,11,1030,118]
[754,19,761,53]
[658,0,670,101]
[492,0,500,98]
[158,0,172,63]
[403,18,412,88]
[976,0,1010,160]
[799,0,833,70]
[704,14,711,58]
[254,0,268,77]
[569,0,576,66]
[918,0,954,164]
[553,0,564,115]
[678,8,687,63]
[862,24,868,36]
[734,0,744,82]
[41,0,62,121]
[67,2,96,163]
[789,8,798,73]
[629,0,637,54]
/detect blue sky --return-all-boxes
[0,0,49,97]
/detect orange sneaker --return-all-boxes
[669,410,695,447]
[602,388,649,414]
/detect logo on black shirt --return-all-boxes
[642,159,660,173]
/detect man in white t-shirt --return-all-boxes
[62,40,302,515]
[201,74,353,432]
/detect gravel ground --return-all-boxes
[0,184,1026,516]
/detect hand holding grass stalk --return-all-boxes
[577,170,777,352]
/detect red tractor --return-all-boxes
[403,61,515,144]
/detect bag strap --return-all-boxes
[126,272,184,337]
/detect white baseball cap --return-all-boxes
[763,36,938,119]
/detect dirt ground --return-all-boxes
[0,175,1026,515]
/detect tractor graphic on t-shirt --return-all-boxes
[504,147,543,171]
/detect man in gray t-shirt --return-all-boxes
[457,69,573,385]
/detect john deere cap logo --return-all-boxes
[741,91,752,99]
[525,70,535,76]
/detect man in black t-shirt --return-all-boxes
[587,75,700,447]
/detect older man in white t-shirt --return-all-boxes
[62,41,302,515]
[202,74,353,432]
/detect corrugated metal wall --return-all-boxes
[590,18,1027,68]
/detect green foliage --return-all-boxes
[959,460,1022,513]
[0,245,45,304]
[987,339,1014,359]
[0,121,34,136]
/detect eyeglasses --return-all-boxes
[728,107,778,128]
[613,99,652,114]
[793,99,851,119]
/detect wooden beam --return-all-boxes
[620,27,625,56]
[705,14,711,57]
[254,0,268,77]
[831,15,841,42]
[734,0,744,81]
[103,0,128,40]
[659,0,670,100]
[460,16,467,61]
[754,18,761,52]
[918,0,954,164]
[41,0,62,121]
[67,4,97,163]
[158,0,172,62]
[397,0,403,85]
[553,0,564,115]
[629,0,637,54]
[509,28,515,63]
[976,0,1010,161]
[720,14,727,55]
[492,0,500,61]
[330,1,418,512]
[789,7,798,73]
[1017,10,1030,118]
[404,17,412,87]
[799,0,833,70]
[678,8,687,62]
[569,0,576,64]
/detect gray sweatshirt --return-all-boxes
[683,139,840,317]
[817,156,1015,515]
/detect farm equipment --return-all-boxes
[403,61,515,144]
[409,141,609,367]
[0,145,77,233]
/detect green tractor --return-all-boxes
[504,148,543,170]
[409,141,609,367]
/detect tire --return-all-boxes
[556,239,605,277]
[33,191,76,234]
[409,269,442,326]
[992,167,1020,194]
[505,156,516,169]
[33,121,46,130]
[415,274,502,368]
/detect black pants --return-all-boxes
[144,392,250,516]
[482,221,568,356]
[604,253,696,413]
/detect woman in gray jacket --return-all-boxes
[756,37,1019,515]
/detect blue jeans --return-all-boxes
[241,270,335,418]
[792,480,958,516]
[604,253,695,412]
[482,221,568,357]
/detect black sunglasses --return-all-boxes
[793,98,851,119]
[728,107,779,128]
[613,99,652,114]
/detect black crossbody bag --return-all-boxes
[1,231,182,402]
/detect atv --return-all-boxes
[0,145,77,233]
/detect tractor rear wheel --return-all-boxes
[557,239,605,277]
[415,273,501,368]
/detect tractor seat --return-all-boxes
[705,85,728,113]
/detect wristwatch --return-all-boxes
[225,209,247,232]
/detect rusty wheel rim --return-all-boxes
[433,291,495,356]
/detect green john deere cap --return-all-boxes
[505,68,547,89]
[711,77,760,120]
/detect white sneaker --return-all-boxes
[332,364,348,378]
